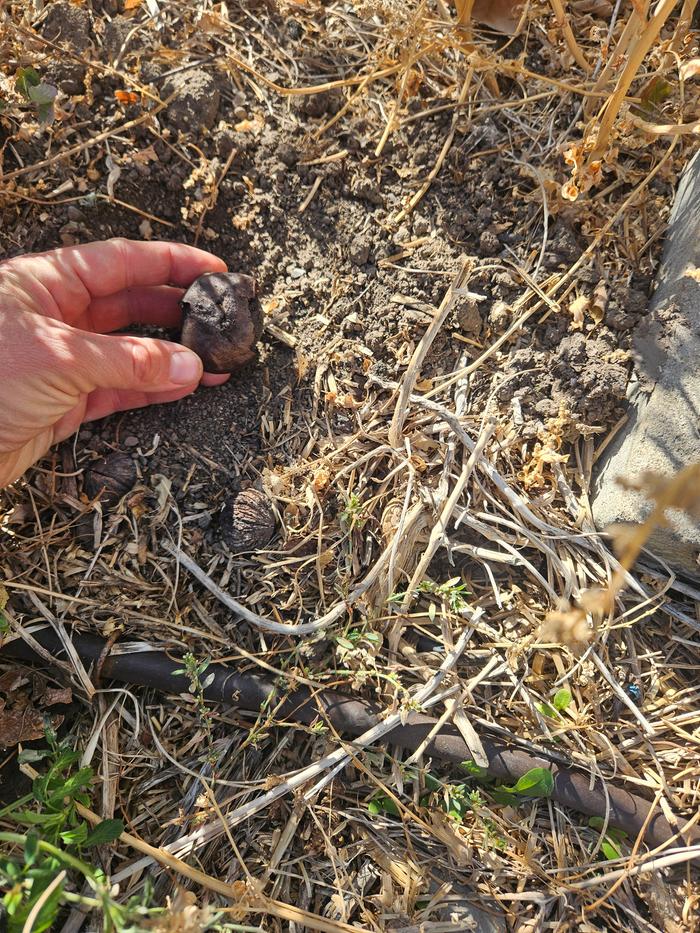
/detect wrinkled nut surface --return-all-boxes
[180,272,263,374]
[84,453,137,505]
[221,488,276,552]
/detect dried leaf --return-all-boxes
[43,686,73,706]
[132,145,158,164]
[569,294,589,329]
[680,58,700,81]
[234,115,264,134]
[0,706,63,748]
[539,607,593,656]
[591,281,608,323]
[455,0,524,33]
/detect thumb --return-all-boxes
[76,331,203,393]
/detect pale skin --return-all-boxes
[0,238,231,488]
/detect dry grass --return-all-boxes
[1,0,700,930]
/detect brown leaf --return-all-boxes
[43,686,73,707]
[454,0,524,33]
[569,294,589,329]
[0,706,63,749]
[0,670,27,694]
[680,58,700,81]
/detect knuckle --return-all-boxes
[108,237,133,285]
[129,340,155,384]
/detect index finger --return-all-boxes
[28,238,228,319]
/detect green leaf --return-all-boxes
[45,766,92,806]
[461,760,489,780]
[588,817,627,842]
[335,636,354,651]
[27,82,57,124]
[15,66,41,98]
[4,885,24,916]
[600,838,621,860]
[84,818,124,848]
[24,831,39,867]
[553,689,572,711]
[423,772,441,792]
[18,748,52,764]
[535,700,558,719]
[445,795,467,820]
[25,871,65,933]
[368,794,400,817]
[499,767,554,799]
[13,809,59,827]
[60,822,88,847]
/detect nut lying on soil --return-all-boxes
[83,453,137,506]
[179,272,263,374]
[221,488,276,552]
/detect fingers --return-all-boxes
[74,330,204,395]
[201,372,230,387]
[22,239,227,323]
[82,386,199,424]
[84,285,185,333]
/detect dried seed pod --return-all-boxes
[221,488,276,552]
[180,272,263,374]
[84,453,137,506]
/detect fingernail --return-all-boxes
[169,351,201,385]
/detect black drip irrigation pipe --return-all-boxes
[3,629,698,852]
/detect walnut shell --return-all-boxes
[180,272,263,374]
[84,453,137,505]
[221,488,276,552]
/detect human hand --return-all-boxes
[0,238,229,488]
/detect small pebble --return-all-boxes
[349,241,370,266]
[124,436,139,448]
[479,229,501,256]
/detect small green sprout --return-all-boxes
[340,492,367,530]
[15,67,57,124]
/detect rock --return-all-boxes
[103,16,134,61]
[277,142,299,167]
[591,151,700,576]
[456,297,482,336]
[292,90,340,118]
[162,69,220,133]
[41,1,92,52]
[221,488,276,552]
[44,61,85,96]
[348,240,370,266]
[180,272,262,373]
[479,229,501,256]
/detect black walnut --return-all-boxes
[180,272,263,374]
[84,453,137,506]
[221,488,276,552]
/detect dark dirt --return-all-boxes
[0,2,666,520]
[180,272,262,373]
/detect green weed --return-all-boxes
[340,492,367,530]
[0,736,130,932]
[13,67,57,124]
[173,653,218,765]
